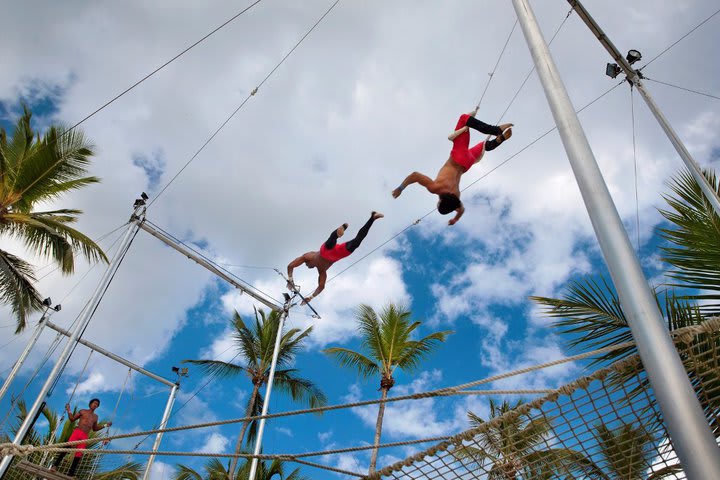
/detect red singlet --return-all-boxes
[319,242,351,263]
[450,114,486,171]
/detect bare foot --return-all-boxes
[372,211,384,220]
[392,188,402,198]
[495,127,512,146]
[337,223,348,237]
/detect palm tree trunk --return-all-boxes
[368,387,389,475]
[228,383,260,479]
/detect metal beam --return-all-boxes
[567,0,720,217]
[44,321,175,388]
[512,1,720,478]
[137,221,281,312]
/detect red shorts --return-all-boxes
[319,242,351,263]
[68,429,89,458]
[450,114,486,171]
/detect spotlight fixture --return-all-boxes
[54,304,62,312]
[283,292,291,302]
[42,297,53,307]
[605,63,621,79]
[172,366,179,373]
[141,192,149,201]
[626,49,642,65]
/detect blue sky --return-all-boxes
[1,0,719,478]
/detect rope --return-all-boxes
[5,320,719,475]
[7,2,265,211]
[644,77,720,101]
[475,19,518,111]
[641,6,720,69]
[495,7,573,123]
[9,326,667,447]
[148,0,343,208]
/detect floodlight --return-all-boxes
[626,49,642,65]
[42,297,52,307]
[605,63,621,78]
[172,366,179,373]
[54,304,62,312]
[141,192,149,201]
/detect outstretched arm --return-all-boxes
[287,255,306,289]
[392,172,436,198]
[448,204,465,226]
[303,270,327,304]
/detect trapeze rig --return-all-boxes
[0,303,180,480]
[0,193,315,479]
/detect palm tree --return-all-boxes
[531,168,720,434]
[0,106,107,332]
[457,400,604,479]
[174,457,310,480]
[183,309,326,479]
[323,303,452,475]
[593,422,681,480]
[1,400,142,479]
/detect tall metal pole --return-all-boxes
[511,1,720,478]
[141,382,178,480]
[567,0,720,217]
[0,305,54,404]
[247,297,292,480]
[0,198,146,478]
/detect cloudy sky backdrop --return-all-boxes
[1,0,719,477]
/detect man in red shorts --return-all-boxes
[392,109,513,225]
[287,211,384,303]
[50,398,111,476]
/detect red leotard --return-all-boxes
[450,114,486,171]
[319,242,351,263]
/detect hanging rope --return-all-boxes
[148,0,344,208]
[475,19,518,111]
[644,77,720,101]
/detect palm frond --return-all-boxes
[659,168,720,313]
[173,464,204,480]
[0,247,44,332]
[323,347,380,379]
[272,369,328,411]
[531,276,638,366]
[181,359,245,379]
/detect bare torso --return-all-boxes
[303,251,333,272]
[75,409,99,434]
[432,157,465,196]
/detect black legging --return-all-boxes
[53,451,81,476]
[465,116,504,152]
[324,215,377,253]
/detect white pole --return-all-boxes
[0,306,53,404]
[141,383,178,480]
[567,0,720,217]
[247,299,291,480]
[0,198,145,478]
[511,1,720,478]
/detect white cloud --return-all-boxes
[199,431,230,453]
[275,426,294,438]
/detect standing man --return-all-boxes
[392,109,513,225]
[287,211,384,303]
[50,398,111,477]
